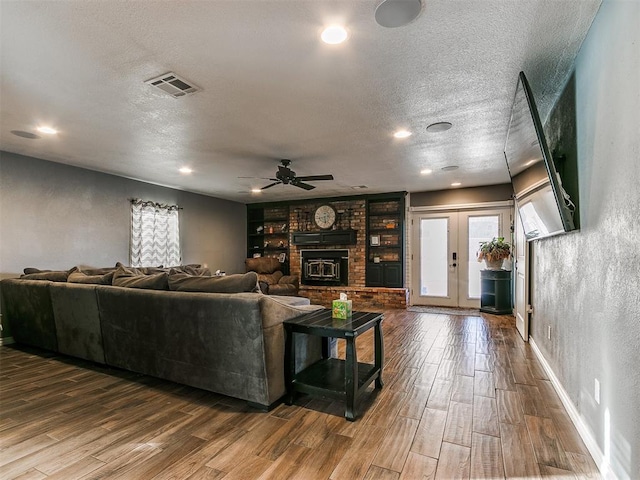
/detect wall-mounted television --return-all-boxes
[504,71,576,241]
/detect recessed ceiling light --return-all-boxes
[441,165,459,171]
[426,122,453,133]
[420,169,432,175]
[11,130,40,139]
[251,188,262,194]
[393,130,412,139]
[321,26,348,45]
[179,167,193,174]
[451,182,462,187]
[36,126,58,135]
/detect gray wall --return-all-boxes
[0,151,246,276]
[530,1,639,478]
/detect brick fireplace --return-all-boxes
[286,198,407,310]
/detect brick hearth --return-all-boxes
[299,285,408,311]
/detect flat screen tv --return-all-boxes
[504,71,576,241]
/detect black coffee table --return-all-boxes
[283,308,384,421]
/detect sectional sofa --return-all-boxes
[1,268,325,409]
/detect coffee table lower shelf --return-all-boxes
[292,358,380,401]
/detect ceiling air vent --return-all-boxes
[145,72,200,98]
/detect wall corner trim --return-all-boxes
[0,336,15,346]
[529,337,618,480]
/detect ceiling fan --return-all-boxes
[257,159,334,190]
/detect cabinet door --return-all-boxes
[383,263,403,288]
[366,264,384,286]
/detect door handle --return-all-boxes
[450,263,457,267]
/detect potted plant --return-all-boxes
[477,237,511,270]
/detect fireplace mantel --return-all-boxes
[291,229,357,246]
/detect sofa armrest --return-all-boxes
[278,275,299,287]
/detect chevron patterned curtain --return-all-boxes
[130,199,181,267]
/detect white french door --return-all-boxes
[410,207,511,308]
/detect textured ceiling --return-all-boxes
[0,0,601,203]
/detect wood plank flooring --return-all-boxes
[0,310,601,479]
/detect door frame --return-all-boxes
[408,201,514,308]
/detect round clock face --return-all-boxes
[314,204,337,229]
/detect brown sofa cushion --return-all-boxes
[168,272,259,293]
[68,270,115,285]
[112,266,169,290]
[21,267,78,282]
[245,257,281,274]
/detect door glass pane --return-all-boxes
[420,218,448,297]
[468,215,499,298]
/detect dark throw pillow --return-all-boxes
[68,270,115,285]
[21,266,78,282]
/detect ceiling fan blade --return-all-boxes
[292,181,316,190]
[261,182,281,190]
[296,174,334,182]
[239,176,278,180]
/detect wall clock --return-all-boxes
[314,204,337,230]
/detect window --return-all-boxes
[130,199,181,267]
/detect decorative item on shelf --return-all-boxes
[268,225,274,234]
[256,226,263,233]
[370,234,380,246]
[278,240,285,247]
[281,223,287,232]
[264,241,270,248]
[373,256,381,263]
[278,252,286,263]
[477,237,511,270]
[214,270,226,276]
[385,220,396,229]
[253,253,262,258]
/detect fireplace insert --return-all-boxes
[301,249,348,286]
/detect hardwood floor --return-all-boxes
[0,310,601,479]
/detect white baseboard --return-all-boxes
[529,337,617,480]
[0,336,15,346]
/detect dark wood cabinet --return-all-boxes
[366,263,403,288]
[366,193,405,288]
[480,269,512,314]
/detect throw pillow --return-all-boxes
[169,266,211,276]
[112,266,169,290]
[245,257,281,274]
[168,272,259,293]
[21,266,78,282]
[68,270,115,285]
